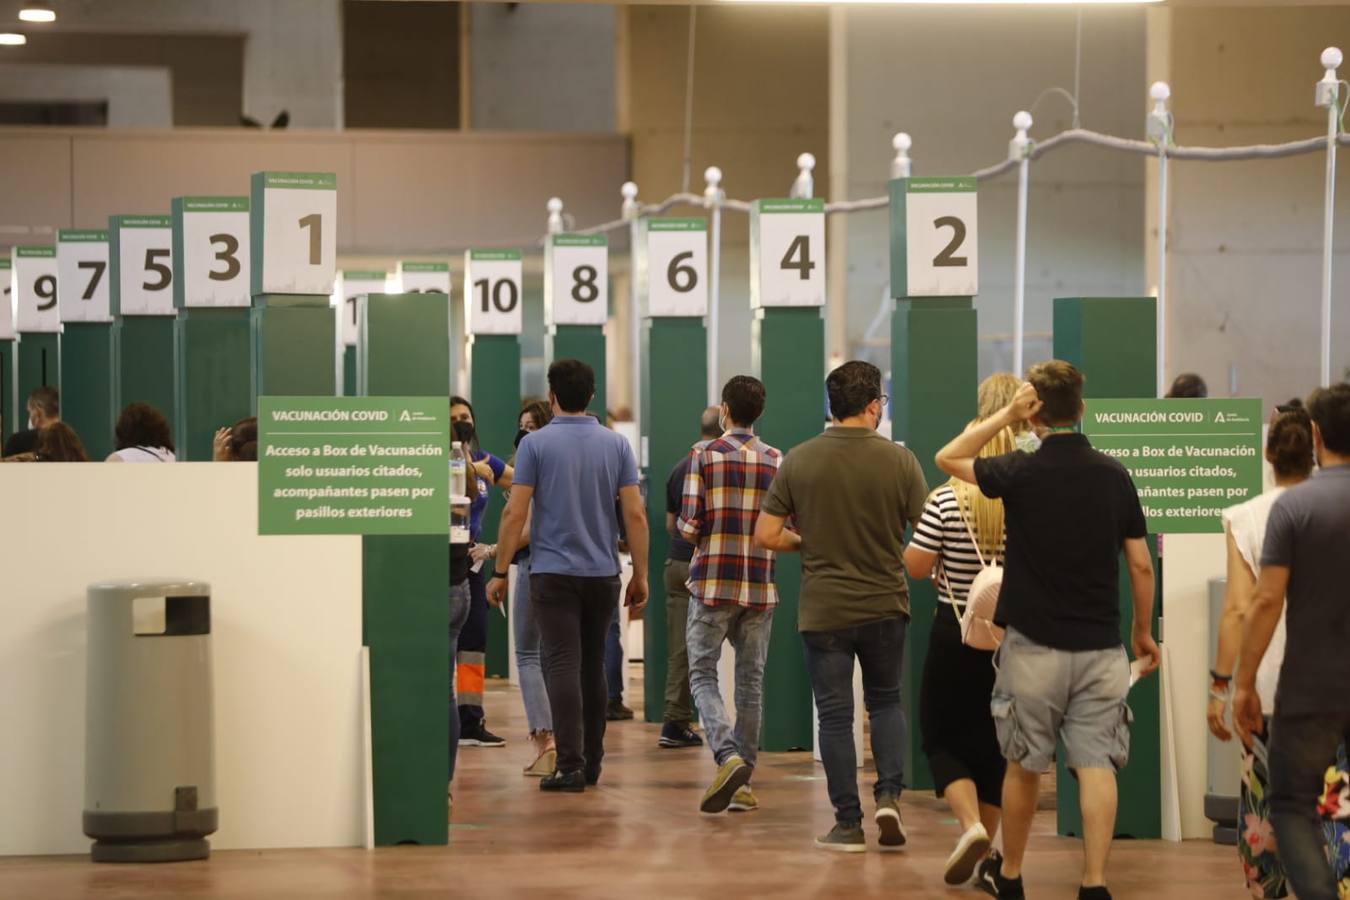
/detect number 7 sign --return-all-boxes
[57,229,112,323]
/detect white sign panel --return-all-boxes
[646,219,707,317]
[546,234,608,326]
[0,259,13,340]
[174,197,251,308]
[12,247,58,333]
[904,177,978,297]
[336,270,386,348]
[397,261,451,295]
[57,230,112,323]
[111,216,174,316]
[463,250,522,336]
[752,199,826,308]
[252,171,338,295]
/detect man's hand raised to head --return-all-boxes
[1006,381,1043,424]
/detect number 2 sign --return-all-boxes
[899,177,978,298]
[463,249,522,335]
[251,171,337,296]
[57,229,112,324]
[546,234,608,326]
[645,218,707,317]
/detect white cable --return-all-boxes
[679,6,698,195]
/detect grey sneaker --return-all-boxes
[815,821,866,853]
[874,793,907,849]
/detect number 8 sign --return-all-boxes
[545,234,608,326]
[645,218,707,317]
[896,177,979,298]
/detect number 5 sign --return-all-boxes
[750,199,826,308]
[463,249,522,335]
[645,218,706,317]
[57,229,112,323]
[110,215,174,316]
[546,234,607,326]
[892,177,978,298]
[251,171,337,295]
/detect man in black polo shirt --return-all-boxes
[936,360,1159,900]
[656,406,721,749]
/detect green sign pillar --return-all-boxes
[0,337,12,446]
[110,215,178,439]
[1053,296,1162,839]
[15,333,59,433]
[251,295,337,397]
[358,292,451,847]
[548,326,606,417]
[58,229,116,460]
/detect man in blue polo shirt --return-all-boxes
[488,358,649,792]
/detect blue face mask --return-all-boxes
[1015,430,1042,454]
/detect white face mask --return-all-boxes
[1015,430,1042,454]
[27,416,35,430]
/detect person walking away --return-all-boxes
[488,359,649,792]
[678,378,780,813]
[935,361,1160,900]
[903,372,1020,884]
[657,405,721,750]
[1235,383,1350,900]
[754,360,928,852]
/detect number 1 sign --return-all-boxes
[251,172,337,296]
[750,199,825,308]
[13,246,58,333]
[57,229,112,324]
[463,249,522,335]
[337,270,387,347]
[546,234,608,326]
[893,177,979,298]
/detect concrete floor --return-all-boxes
[0,681,1244,899]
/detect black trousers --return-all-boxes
[532,572,620,775]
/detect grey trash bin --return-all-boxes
[84,579,217,863]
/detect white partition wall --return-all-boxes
[0,464,365,856]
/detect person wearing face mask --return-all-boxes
[754,360,929,853]
[449,395,514,749]
[3,386,60,458]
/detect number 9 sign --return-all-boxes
[897,177,978,298]
[546,234,607,326]
[12,246,59,333]
[645,218,707,317]
[463,249,523,335]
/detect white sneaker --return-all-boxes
[944,823,992,885]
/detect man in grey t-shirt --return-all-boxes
[1236,383,1350,900]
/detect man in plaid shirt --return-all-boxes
[677,375,782,815]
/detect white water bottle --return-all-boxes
[450,440,468,499]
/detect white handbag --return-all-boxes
[938,506,1005,651]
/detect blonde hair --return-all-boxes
[945,372,1020,559]
[978,372,1027,434]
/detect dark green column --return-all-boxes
[1053,296,1161,839]
[467,333,521,679]
[547,325,605,417]
[60,323,116,460]
[751,306,823,751]
[641,316,707,724]
[16,333,59,427]
[359,292,451,847]
[174,309,252,461]
[891,297,979,789]
[251,295,337,398]
[344,345,358,397]
[1,338,14,445]
[115,317,176,436]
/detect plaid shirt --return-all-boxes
[677,431,782,609]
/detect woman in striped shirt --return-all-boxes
[904,373,1021,887]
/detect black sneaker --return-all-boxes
[540,769,585,793]
[585,765,602,787]
[658,721,704,748]
[976,852,1025,900]
[459,721,506,748]
[606,699,635,721]
[1078,887,1112,900]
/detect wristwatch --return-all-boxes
[490,570,510,581]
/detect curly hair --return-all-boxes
[37,422,88,462]
[114,403,175,453]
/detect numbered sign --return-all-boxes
[57,230,112,323]
[463,249,522,335]
[645,218,707,317]
[546,234,608,326]
[110,215,174,316]
[0,258,13,340]
[173,197,251,308]
[750,199,825,308]
[397,261,451,294]
[336,270,386,347]
[251,171,337,296]
[12,246,58,332]
[902,177,978,297]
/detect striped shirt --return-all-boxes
[677,431,782,609]
[909,486,1004,605]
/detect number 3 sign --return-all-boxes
[895,177,979,298]
[172,196,250,308]
[546,234,608,326]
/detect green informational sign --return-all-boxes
[1082,398,1263,534]
[258,396,449,535]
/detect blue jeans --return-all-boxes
[511,555,553,735]
[606,602,624,702]
[802,615,909,825]
[447,580,472,782]
[686,600,774,768]
[1268,711,1350,900]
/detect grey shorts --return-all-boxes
[991,626,1132,774]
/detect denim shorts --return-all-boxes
[990,626,1132,774]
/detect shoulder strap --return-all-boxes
[952,491,988,567]
[937,559,968,628]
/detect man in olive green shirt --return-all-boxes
[756,360,928,853]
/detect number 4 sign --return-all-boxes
[57,229,112,323]
[751,199,825,308]
[546,234,607,326]
[645,218,707,317]
[892,177,978,298]
[463,249,522,335]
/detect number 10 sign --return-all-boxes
[892,177,978,298]
[464,249,523,335]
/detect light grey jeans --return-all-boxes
[511,555,553,735]
[686,599,774,769]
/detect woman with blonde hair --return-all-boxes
[904,373,1018,886]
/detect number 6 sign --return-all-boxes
[894,176,979,298]
[251,171,337,295]
[546,234,608,326]
[645,218,707,317]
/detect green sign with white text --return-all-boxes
[1082,398,1263,534]
[258,396,449,535]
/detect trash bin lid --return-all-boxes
[88,579,210,600]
